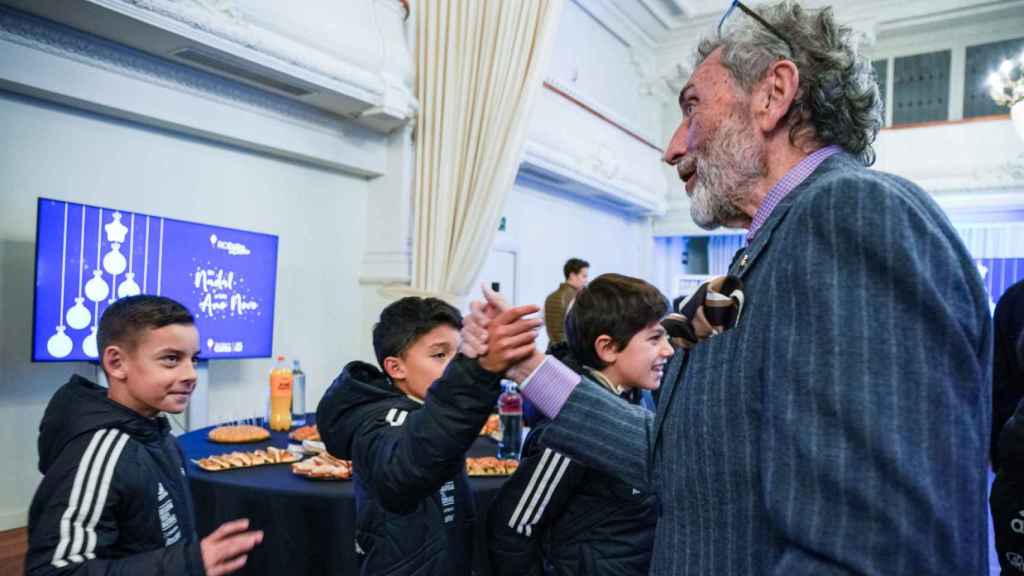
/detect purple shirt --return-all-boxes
[746,145,842,243]
[522,145,844,419]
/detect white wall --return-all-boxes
[0,91,370,530]
[481,181,653,350]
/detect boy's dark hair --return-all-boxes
[97,295,195,354]
[563,258,590,279]
[373,297,463,369]
[565,273,668,369]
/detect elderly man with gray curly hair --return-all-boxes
[462,1,992,574]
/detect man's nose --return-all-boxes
[663,120,689,165]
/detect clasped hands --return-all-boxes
[462,285,546,381]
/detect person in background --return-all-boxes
[25,295,262,576]
[543,258,589,346]
[316,296,539,576]
[488,274,669,576]
[993,279,1024,471]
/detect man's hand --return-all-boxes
[460,285,539,371]
[476,304,542,373]
[201,518,263,576]
[461,284,513,358]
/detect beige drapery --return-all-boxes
[411,0,564,301]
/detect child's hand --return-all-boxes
[476,307,542,374]
[461,284,515,358]
[201,518,263,576]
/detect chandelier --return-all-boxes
[988,51,1024,142]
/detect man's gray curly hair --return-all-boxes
[696,1,883,166]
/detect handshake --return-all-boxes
[462,285,546,381]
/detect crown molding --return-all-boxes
[0,6,388,175]
[1,0,418,133]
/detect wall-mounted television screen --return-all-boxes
[32,198,278,362]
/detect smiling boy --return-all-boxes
[488,274,671,576]
[26,295,261,576]
[317,296,539,576]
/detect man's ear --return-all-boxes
[382,356,406,381]
[102,345,129,381]
[594,335,619,365]
[753,59,800,134]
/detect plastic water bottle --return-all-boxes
[497,381,523,460]
[292,360,306,426]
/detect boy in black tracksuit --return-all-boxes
[317,296,540,576]
[488,274,672,576]
[25,296,261,576]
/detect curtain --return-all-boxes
[411,0,564,301]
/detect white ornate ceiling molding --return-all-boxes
[577,0,657,50]
[0,5,388,176]
[520,81,669,216]
[2,0,418,134]
[915,153,1024,194]
[545,77,663,152]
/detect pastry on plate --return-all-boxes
[207,424,270,444]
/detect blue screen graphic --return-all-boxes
[32,198,278,362]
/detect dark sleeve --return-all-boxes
[351,355,502,513]
[763,176,992,575]
[487,434,586,576]
[25,434,205,576]
[531,358,669,491]
[993,289,1024,469]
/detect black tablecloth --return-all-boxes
[179,423,508,576]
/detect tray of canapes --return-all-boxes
[466,456,519,477]
[291,453,353,480]
[193,446,300,471]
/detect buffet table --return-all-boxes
[179,424,508,576]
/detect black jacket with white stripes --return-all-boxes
[25,374,204,576]
[317,355,502,576]
[487,379,657,576]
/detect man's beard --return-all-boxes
[687,110,766,230]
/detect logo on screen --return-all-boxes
[209,234,251,256]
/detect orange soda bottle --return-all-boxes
[269,355,293,431]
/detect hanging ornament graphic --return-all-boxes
[85,208,110,303]
[142,216,150,293]
[48,326,73,358]
[103,212,128,301]
[47,203,73,358]
[104,211,128,243]
[66,205,91,330]
[82,325,98,358]
[85,270,109,302]
[67,297,90,330]
[103,242,127,276]
[117,213,140,298]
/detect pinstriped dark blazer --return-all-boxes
[538,153,993,574]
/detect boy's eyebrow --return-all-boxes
[153,346,198,356]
